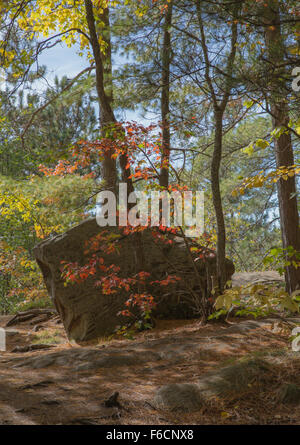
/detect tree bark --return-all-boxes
[100,7,113,107]
[160,1,173,189]
[197,1,238,292]
[263,0,300,293]
[84,0,134,197]
[84,0,116,193]
[211,109,227,292]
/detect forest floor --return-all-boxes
[0,272,300,425]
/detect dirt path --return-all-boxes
[1,313,300,425]
[1,271,300,425]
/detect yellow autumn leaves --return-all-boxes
[232,165,300,197]
[16,0,115,55]
[242,138,270,156]
[0,192,36,223]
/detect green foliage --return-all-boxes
[188,115,281,271]
[209,284,300,321]
[0,75,97,177]
[32,329,64,345]
[0,173,96,313]
[0,0,299,318]
[263,246,300,276]
[0,174,95,238]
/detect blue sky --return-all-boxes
[38,41,87,83]
[37,41,155,124]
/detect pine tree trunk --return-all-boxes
[160,1,173,189]
[211,109,226,292]
[272,107,300,293]
[197,2,238,293]
[100,7,113,107]
[264,0,300,293]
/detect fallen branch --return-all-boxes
[6,309,57,327]
[11,344,54,353]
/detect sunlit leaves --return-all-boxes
[242,138,269,157]
[242,143,254,156]
[15,0,109,63]
[233,164,300,197]
[0,174,95,239]
[212,281,300,321]
[255,139,269,149]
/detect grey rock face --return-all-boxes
[153,383,204,412]
[34,219,234,341]
[198,358,270,398]
[153,358,271,412]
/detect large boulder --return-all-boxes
[34,218,234,341]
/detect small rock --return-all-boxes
[104,391,121,408]
[41,400,61,406]
[153,383,204,412]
